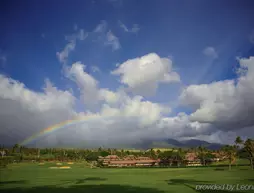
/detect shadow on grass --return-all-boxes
[58,177,107,185]
[214,168,225,171]
[166,178,244,193]
[0,180,27,185]
[75,177,107,184]
[0,184,166,193]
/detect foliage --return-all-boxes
[244,138,254,170]
[221,145,237,170]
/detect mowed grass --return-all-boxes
[0,163,253,193]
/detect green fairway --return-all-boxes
[0,163,253,193]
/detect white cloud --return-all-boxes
[0,74,76,146]
[91,65,100,73]
[1,54,254,147]
[99,89,122,104]
[65,62,99,104]
[119,21,128,32]
[180,56,254,131]
[118,21,140,33]
[105,31,121,51]
[203,47,218,59]
[157,113,214,139]
[57,29,88,64]
[57,41,76,64]
[93,21,121,51]
[0,71,236,147]
[111,53,180,96]
[94,20,107,33]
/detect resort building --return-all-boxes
[98,155,160,167]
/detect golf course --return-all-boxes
[0,163,253,193]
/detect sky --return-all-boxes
[0,0,254,147]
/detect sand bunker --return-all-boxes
[49,166,71,169]
[56,163,62,165]
[67,162,74,165]
[49,167,59,169]
[59,166,71,169]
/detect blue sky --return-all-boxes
[1,0,254,88]
[0,0,254,146]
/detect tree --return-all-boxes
[150,148,156,159]
[37,148,40,159]
[235,136,243,167]
[176,149,186,167]
[13,144,20,153]
[197,146,207,166]
[121,149,124,158]
[235,136,243,148]
[222,145,237,170]
[0,149,6,158]
[158,151,173,167]
[244,139,254,170]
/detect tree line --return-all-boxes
[0,137,253,170]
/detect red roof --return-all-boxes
[137,156,150,160]
[110,160,136,164]
[136,160,157,163]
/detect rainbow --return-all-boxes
[19,114,101,146]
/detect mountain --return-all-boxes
[180,139,224,150]
[134,138,225,150]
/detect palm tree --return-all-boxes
[176,149,186,167]
[197,146,207,166]
[234,136,243,167]
[222,145,237,170]
[235,136,243,148]
[156,149,161,159]
[150,148,154,158]
[13,144,20,153]
[244,139,254,170]
[121,149,124,158]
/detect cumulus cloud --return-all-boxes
[65,62,100,104]
[118,20,140,33]
[180,56,254,131]
[2,54,254,147]
[0,74,76,146]
[0,71,181,147]
[111,53,180,96]
[203,47,218,59]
